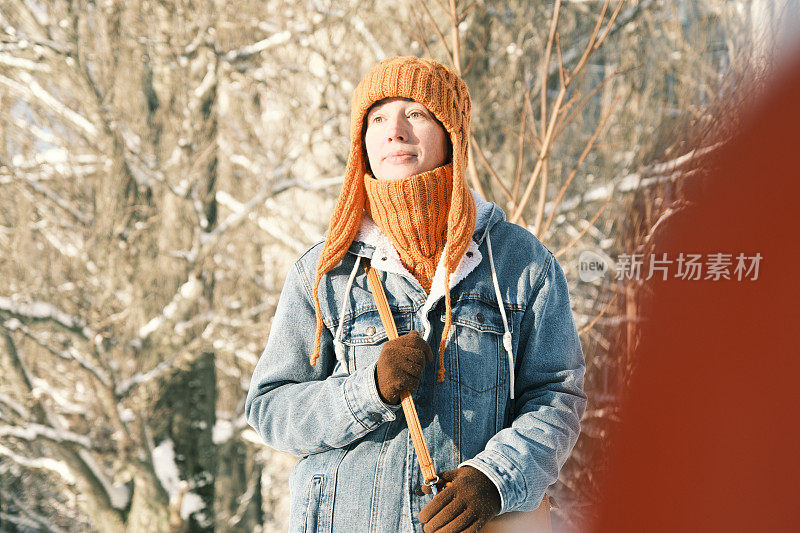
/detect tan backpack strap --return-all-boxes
[364,259,439,487]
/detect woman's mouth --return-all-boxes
[384,152,417,164]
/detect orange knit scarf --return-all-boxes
[364,164,453,293]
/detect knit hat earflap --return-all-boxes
[310,56,476,382]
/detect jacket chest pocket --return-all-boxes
[449,299,511,395]
[341,307,412,371]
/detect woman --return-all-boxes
[245,56,586,532]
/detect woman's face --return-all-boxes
[364,98,448,180]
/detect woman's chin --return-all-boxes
[374,165,419,181]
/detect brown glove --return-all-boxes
[374,330,434,405]
[418,466,501,533]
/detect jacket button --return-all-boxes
[369,413,382,423]
[466,251,473,257]
[381,256,387,261]
[366,326,376,335]
[476,312,485,323]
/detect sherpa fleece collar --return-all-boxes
[347,189,504,311]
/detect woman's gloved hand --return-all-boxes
[418,466,501,533]
[375,330,434,405]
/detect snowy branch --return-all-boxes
[0,31,72,56]
[0,423,94,450]
[644,143,721,176]
[215,190,308,255]
[75,449,131,511]
[186,168,295,264]
[222,31,292,62]
[115,346,210,399]
[0,443,76,485]
[114,121,185,197]
[317,8,387,61]
[0,297,95,340]
[228,473,260,527]
[17,0,52,28]
[2,333,126,513]
[7,113,62,148]
[115,353,179,398]
[0,71,99,140]
[134,274,204,345]
[211,414,250,446]
[349,13,387,61]
[1,150,102,180]
[0,52,52,72]
[538,143,722,227]
[192,62,217,107]
[15,325,111,387]
[2,316,108,388]
[0,156,90,225]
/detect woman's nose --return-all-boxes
[386,116,409,142]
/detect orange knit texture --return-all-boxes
[364,163,453,294]
[310,57,476,383]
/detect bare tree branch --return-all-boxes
[1,318,110,388]
[2,332,126,519]
[470,137,528,227]
[349,13,386,61]
[542,93,619,235]
[0,156,91,226]
[0,392,30,420]
[511,0,622,224]
[554,196,611,256]
[414,0,454,67]
[134,273,204,345]
[0,489,69,533]
[578,294,619,336]
[184,167,306,264]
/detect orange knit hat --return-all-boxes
[310,56,476,382]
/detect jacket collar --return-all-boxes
[332,190,517,399]
[347,189,505,302]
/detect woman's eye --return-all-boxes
[372,116,383,124]
[409,111,423,118]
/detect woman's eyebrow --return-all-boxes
[368,105,389,116]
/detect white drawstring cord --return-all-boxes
[334,255,362,374]
[486,232,515,400]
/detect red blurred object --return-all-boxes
[592,50,800,532]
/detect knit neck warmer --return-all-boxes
[364,163,453,294]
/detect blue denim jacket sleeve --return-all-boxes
[458,252,587,513]
[245,260,401,457]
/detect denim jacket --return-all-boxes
[245,191,586,532]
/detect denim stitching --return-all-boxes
[343,380,371,432]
